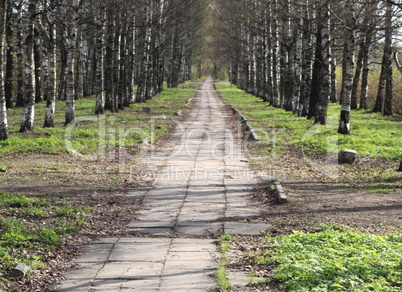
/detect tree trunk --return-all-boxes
[112,13,120,110]
[271,0,279,107]
[373,60,386,113]
[43,21,57,128]
[58,27,68,101]
[118,18,127,109]
[308,39,321,120]
[360,0,378,110]
[351,47,363,110]
[95,6,105,115]
[34,30,42,103]
[74,28,83,100]
[42,32,49,102]
[127,15,136,104]
[314,1,330,125]
[20,0,37,133]
[64,0,78,125]
[338,4,356,135]
[293,1,303,113]
[136,3,152,103]
[298,1,313,117]
[360,52,370,110]
[329,19,337,103]
[104,7,116,112]
[383,1,393,117]
[15,3,24,107]
[5,2,13,109]
[0,0,8,140]
[281,0,293,111]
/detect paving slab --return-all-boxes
[57,79,268,291]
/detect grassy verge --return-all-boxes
[0,82,198,189]
[2,83,197,158]
[216,83,402,194]
[0,192,89,275]
[0,82,199,291]
[224,227,402,291]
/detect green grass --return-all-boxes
[216,83,401,160]
[217,234,235,292]
[1,82,197,158]
[263,228,402,291]
[0,192,90,275]
[216,83,402,193]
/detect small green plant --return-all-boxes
[264,228,402,291]
[219,234,236,252]
[216,263,231,292]
[25,207,47,218]
[56,206,78,217]
[0,192,91,284]
[36,228,62,248]
[217,234,236,291]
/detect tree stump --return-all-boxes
[142,107,151,114]
[338,149,357,164]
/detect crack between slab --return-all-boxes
[89,238,119,289]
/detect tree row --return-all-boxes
[213,0,402,135]
[0,0,205,141]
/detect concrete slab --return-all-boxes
[63,263,103,280]
[175,222,222,236]
[57,280,92,292]
[96,262,164,280]
[126,221,175,229]
[92,279,159,291]
[224,222,272,235]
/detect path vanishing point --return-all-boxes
[57,78,271,291]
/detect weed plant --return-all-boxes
[0,192,90,277]
[264,228,402,291]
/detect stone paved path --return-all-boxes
[57,78,270,291]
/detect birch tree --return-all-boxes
[373,1,393,116]
[94,3,105,115]
[313,0,331,125]
[5,0,14,109]
[20,0,37,132]
[15,2,24,107]
[382,1,394,116]
[338,2,356,135]
[64,0,79,125]
[0,0,7,140]
[360,0,379,110]
[42,4,58,128]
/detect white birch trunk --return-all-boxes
[271,0,279,107]
[0,0,7,140]
[16,3,24,107]
[64,0,78,125]
[44,21,57,127]
[338,3,356,134]
[298,1,314,117]
[293,0,303,112]
[20,0,36,132]
[95,5,105,114]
